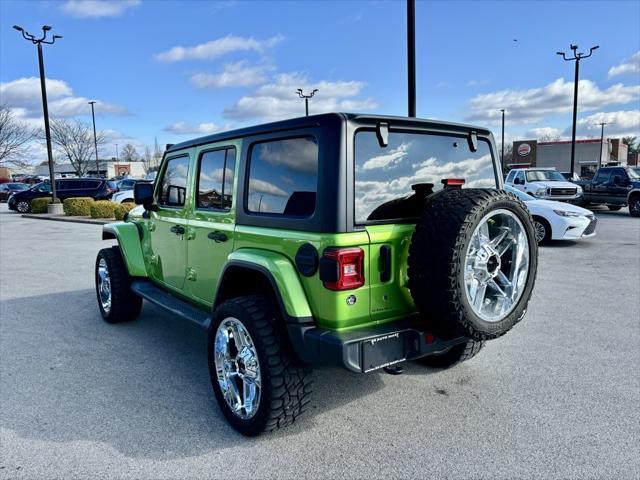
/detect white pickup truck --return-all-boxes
[505,168,583,201]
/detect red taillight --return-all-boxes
[320,247,364,291]
[441,178,465,188]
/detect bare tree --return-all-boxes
[622,136,638,154]
[0,104,39,168]
[120,143,139,162]
[142,145,153,174]
[49,118,105,176]
[538,133,560,143]
[152,137,163,171]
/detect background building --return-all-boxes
[508,138,628,177]
[34,159,147,178]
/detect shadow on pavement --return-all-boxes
[0,289,385,460]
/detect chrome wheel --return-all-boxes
[214,317,261,420]
[16,201,29,213]
[464,209,530,322]
[97,258,112,314]
[533,221,546,244]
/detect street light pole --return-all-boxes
[557,44,599,176]
[14,25,62,203]
[597,122,608,169]
[407,0,416,117]
[295,89,318,116]
[88,101,100,177]
[500,109,505,171]
[115,144,119,161]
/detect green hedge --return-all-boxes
[114,202,136,221]
[90,200,117,219]
[30,197,54,214]
[63,197,95,216]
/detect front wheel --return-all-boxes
[533,217,552,244]
[629,197,640,217]
[95,247,142,323]
[16,200,30,213]
[208,295,312,436]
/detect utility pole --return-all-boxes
[295,89,318,116]
[407,0,416,117]
[88,101,100,177]
[557,44,599,176]
[115,144,119,161]
[597,122,608,169]
[500,109,505,172]
[13,25,62,204]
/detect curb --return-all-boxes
[21,214,111,225]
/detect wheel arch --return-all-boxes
[531,214,552,235]
[627,189,640,203]
[214,250,313,324]
[102,223,147,277]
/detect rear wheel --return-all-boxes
[408,189,538,341]
[607,205,622,211]
[629,197,640,217]
[415,340,484,368]
[208,295,312,436]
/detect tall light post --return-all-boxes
[13,24,62,203]
[88,101,100,177]
[407,0,416,117]
[500,109,506,172]
[597,122,608,169]
[115,144,119,161]
[557,44,599,176]
[295,89,318,116]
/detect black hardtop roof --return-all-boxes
[166,113,493,153]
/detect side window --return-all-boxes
[59,181,71,190]
[506,171,516,183]
[159,155,190,207]
[611,168,627,180]
[247,136,318,216]
[516,171,525,183]
[197,147,236,210]
[594,169,610,183]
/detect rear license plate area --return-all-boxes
[362,333,405,373]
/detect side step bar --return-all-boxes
[130,280,211,329]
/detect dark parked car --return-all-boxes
[0,183,29,202]
[573,166,640,216]
[8,178,118,213]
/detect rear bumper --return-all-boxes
[288,318,467,373]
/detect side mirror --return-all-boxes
[513,178,521,185]
[134,182,154,208]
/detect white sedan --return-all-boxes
[111,189,135,204]
[504,185,597,244]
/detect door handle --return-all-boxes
[170,225,185,235]
[208,231,228,243]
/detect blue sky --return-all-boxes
[1,0,638,161]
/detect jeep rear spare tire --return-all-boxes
[408,188,537,341]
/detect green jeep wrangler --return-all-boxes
[95,113,537,436]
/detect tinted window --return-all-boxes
[197,147,236,210]
[59,180,72,190]
[355,131,495,223]
[610,168,627,179]
[35,183,51,193]
[515,171,525,182]
[506,171,516,183]
[247,137,318,216]
[594,169,610,183]
[159,155,190,207]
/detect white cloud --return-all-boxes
[249,178,287,197]
[361,142,410,170]
[573,110,640,138]
[190,61,273,89]
[466,78,640,125]
[223,72,377,121]
[608,51,640,78]
[154,34,284,62]
[257,136,318,174]
[61,0,140,18]
[163,121,222,135]
[0,77,128,119]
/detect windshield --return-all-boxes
[628,168,640,180]
[525,170,566,182]
[355,130,496,223]
[504,184,531,202]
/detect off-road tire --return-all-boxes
[208,295,312,436]
[532,216,552,244]
[415,340,484,368]
[95,246,142,323]
[607,205,622,211]
[408,188,538,341]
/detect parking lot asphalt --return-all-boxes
[1,203,639,480]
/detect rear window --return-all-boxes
[246,136,318,216]
[354,130,496,224]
